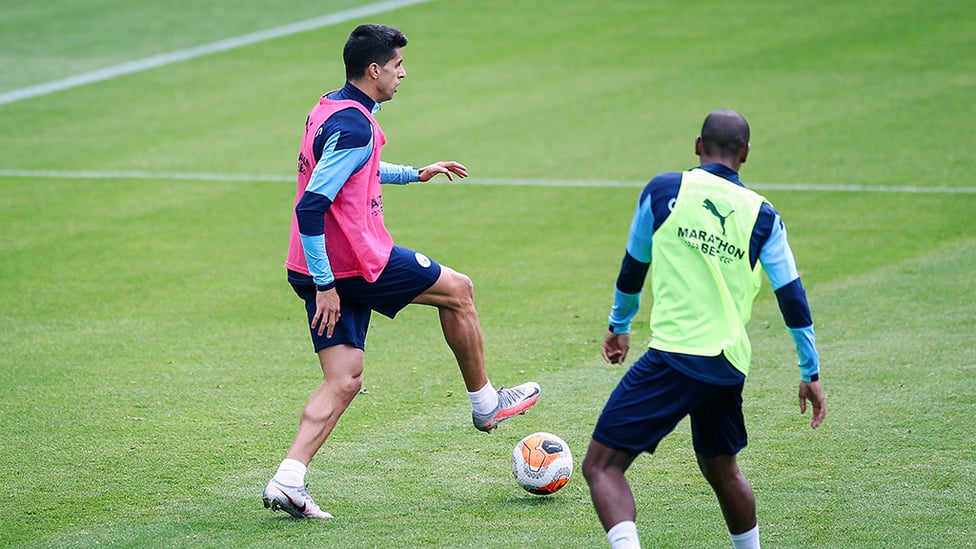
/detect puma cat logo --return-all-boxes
[703,198,734,236]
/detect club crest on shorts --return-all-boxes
[415,252,432,268]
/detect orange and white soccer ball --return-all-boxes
[511,432,573,495]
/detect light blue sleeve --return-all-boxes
[380,161,419,185]
[298,133,372,286]
[609,288,642,334]
[300,233,334,287]
[758,213,800,291]
[608,190,655,333]
[789,326,820,382]
[625,192,655,263]
[760,213,820,381]
[306,133,372,200]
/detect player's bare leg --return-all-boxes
[412,266,485,390]
[263,344,363,519]
[285,344,364,463]
[696,454,757,534]
[413,266,539,432]
[582,440,640,531]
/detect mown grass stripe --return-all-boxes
[0,0,433,106]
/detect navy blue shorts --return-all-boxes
[592,349,747,458]
[290,246,442,352]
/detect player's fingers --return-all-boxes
[603,347,625,364]
[437,162,466,177]
[311,309,324,335]
[324,310,340,339]
[812,404,826,429]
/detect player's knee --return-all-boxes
[444,270,475,309]
[581,456,595,483]
[453,271,474,299]
[697,454,742,487]
[581,453,604,484]
[337,373,363,400]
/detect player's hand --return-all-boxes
[418,161,468,182]
[798,380,826,429]
[312,288,341,338]
[602,331,630,364]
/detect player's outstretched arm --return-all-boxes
[418,161,468,182]
[798,380,826,429]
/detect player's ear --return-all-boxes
[368,62,381,79]
[695,136,703,157]
[739,142,750,164]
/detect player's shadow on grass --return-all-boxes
[504,495,563,507]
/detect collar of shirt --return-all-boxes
[328,82,381,114]
[697,162,743,187]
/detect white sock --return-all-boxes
[273,458,307,487]
[729,525,760,549]
[467,381,497,415]
[607,520,641,549]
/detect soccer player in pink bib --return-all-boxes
[263,24,540,520]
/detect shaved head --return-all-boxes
[700,110,750,157]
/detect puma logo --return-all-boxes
[702,199,734,236]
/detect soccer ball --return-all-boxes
[511,432,573,495]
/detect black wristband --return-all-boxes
[315,283,335,292]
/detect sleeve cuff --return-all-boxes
[609,323,631,335]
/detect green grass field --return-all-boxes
[1,0,974,547]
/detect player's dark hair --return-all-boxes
[700,110,750,157]
[343,24,408,80]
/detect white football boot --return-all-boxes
[472,382,541,433]
[262,478,333,519]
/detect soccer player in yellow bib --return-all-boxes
[582,110,826,549]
